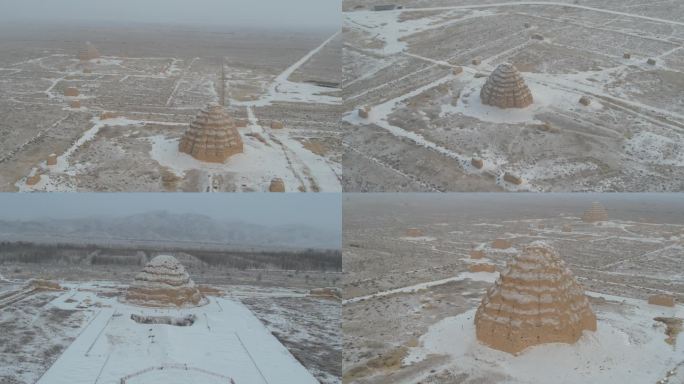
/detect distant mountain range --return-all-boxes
[0,211,339,250]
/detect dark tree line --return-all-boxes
[0,242,341,272]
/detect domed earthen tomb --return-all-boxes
[480,63,533,109]
[125,255,203,307]
[582,202,608,223]
[78,42,100,61]
[475,241,596,355]
[179,103,243,163]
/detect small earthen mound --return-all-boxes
[503,172,523,185]
[481,63,533,109]
[475,242,597,354]
[582,202,608,223]
[47,154,58,166]
[623,52,631,59]
[271,120,284,129]
[179,103,243,163]
[69,100,81,108]
[492,239,512,249]
[647,58,656,65]
[405,228,423,237]
[469,264,496,273]
[269,178,285,192]
[470,249,485,259]
[649,294,676,307]
[359,107,370,118]
[310,287,342,300]
[471,158,484,169]
[579,96,591,106]
[124,255,203,308]
[562,224,573,232]
[64,87,79,97]
[29,279,62,291]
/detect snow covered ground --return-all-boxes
[343,1,684,192]
[36,284,318,384]
[405,295,684,384]
[0,27,341,192]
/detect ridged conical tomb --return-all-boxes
[125,255,203,307]
[475,242,596,355]
[78,42,100,61]
[582,202,608,223]
[179,103,243,163]
[480,63,533,109]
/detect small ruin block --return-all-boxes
[503,172,523,185]
[470,250,485,259]
[648,294,675,307]
[472,57,482,65]
[64,87,79,97]
[579,96,591,106]
[531,33,544,40]
[124,255,203,307]
[481,63,533,109]
[271,120,284,129]
[47,154,57,166]
[623,52,631,59]
[269,178,285,192]
[492,239,512,249]
[405,228,423,237]
[69,100,81,108]
[647,58,656,65]
[358,107,370,118]
[470,264,497,273]
[471,158,484,169]
[26,174,42,186]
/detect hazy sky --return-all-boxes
[0,0,340,30]
[0,193,341,231]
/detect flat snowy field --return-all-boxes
[343,194,684,383]
[405,294,684,384]
[343,1,684,192]
[0,26,341,192]
[34,284,318,384]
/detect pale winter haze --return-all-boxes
[0,193,341,232]
[0,0,341,30]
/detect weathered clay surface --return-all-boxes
[475,242,597,355]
